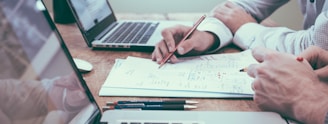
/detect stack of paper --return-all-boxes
[99,50,258,98]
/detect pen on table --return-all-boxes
[158,15,206,69]
[106,100,199,105]
[239,56,305,72]
[104,104,197,110]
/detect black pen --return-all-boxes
[109,104,197,110]
[106,100,198,105]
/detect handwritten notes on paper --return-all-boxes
[102,50,257,94]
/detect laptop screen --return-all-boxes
[0,0,101,123]
[69,0,111,31]
[67,0,117,46]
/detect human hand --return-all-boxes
[47,73,89,112]
[299,46,328,82]
[151,25,217,64]
[247,47,328,124]
[210,1,256,34]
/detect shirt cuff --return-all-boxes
[233,23,267,50]
[197,17,233,53]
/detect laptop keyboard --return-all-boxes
[103,22,159,44]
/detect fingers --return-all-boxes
[251,47,278,63]
[151,25,216,63]
[298,46,320,67]
[224,1,239,8]
[299,46,328,69]
[251,47,266,62]
[161,25,190,52]
[151,40,179,64]
[211,1,245,20]
[314,66,328,82]
[247,64,257,78]
[211,2,231,20]
[177,38,194,55]
[151,40,167,63]
[152,25,190,64]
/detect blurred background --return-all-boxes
[43,0,303,30]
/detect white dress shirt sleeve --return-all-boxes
[233,11,328,55]
[197,16,233,53]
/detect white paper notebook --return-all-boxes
[100,50,257,97]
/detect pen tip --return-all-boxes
[106,101,117,106]
[239,68,247,72]
[186,100,199,104]
[184,105,197,109]
[102,106,114,111]
[158,64,163,69]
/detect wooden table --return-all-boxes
[55,13,261,112]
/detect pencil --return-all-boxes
[158,15,206,69]
[239,68,248,72]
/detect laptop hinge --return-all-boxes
[95,22,118,41]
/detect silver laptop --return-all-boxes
[0,0,288,123]
[65,0,192,51]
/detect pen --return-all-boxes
[158,15,206,69]
[106,104,197,110]
[106,100,198,105]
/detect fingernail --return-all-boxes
[168,46,174,52]
[177,47,184,54]
[296,56,303,62]
[157,57,162,63]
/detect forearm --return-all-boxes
[229,0,288,22]
[0,79,48,118]
[295,94,328,124]
[233,23,316,55]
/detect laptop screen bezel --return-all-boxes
[66,0,117,47]
[40,0,103,123]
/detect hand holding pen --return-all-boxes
[157,15,207,69]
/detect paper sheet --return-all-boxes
[102,50,257,95]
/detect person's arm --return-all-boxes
[247,46,328,124]
[0,79,49,123]
[211,0,287,34]
[234,11,328,55]
[230,0,288,23]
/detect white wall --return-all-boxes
[43,0,303,30]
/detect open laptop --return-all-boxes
[65,0,193,51]
[0,0,288,124]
